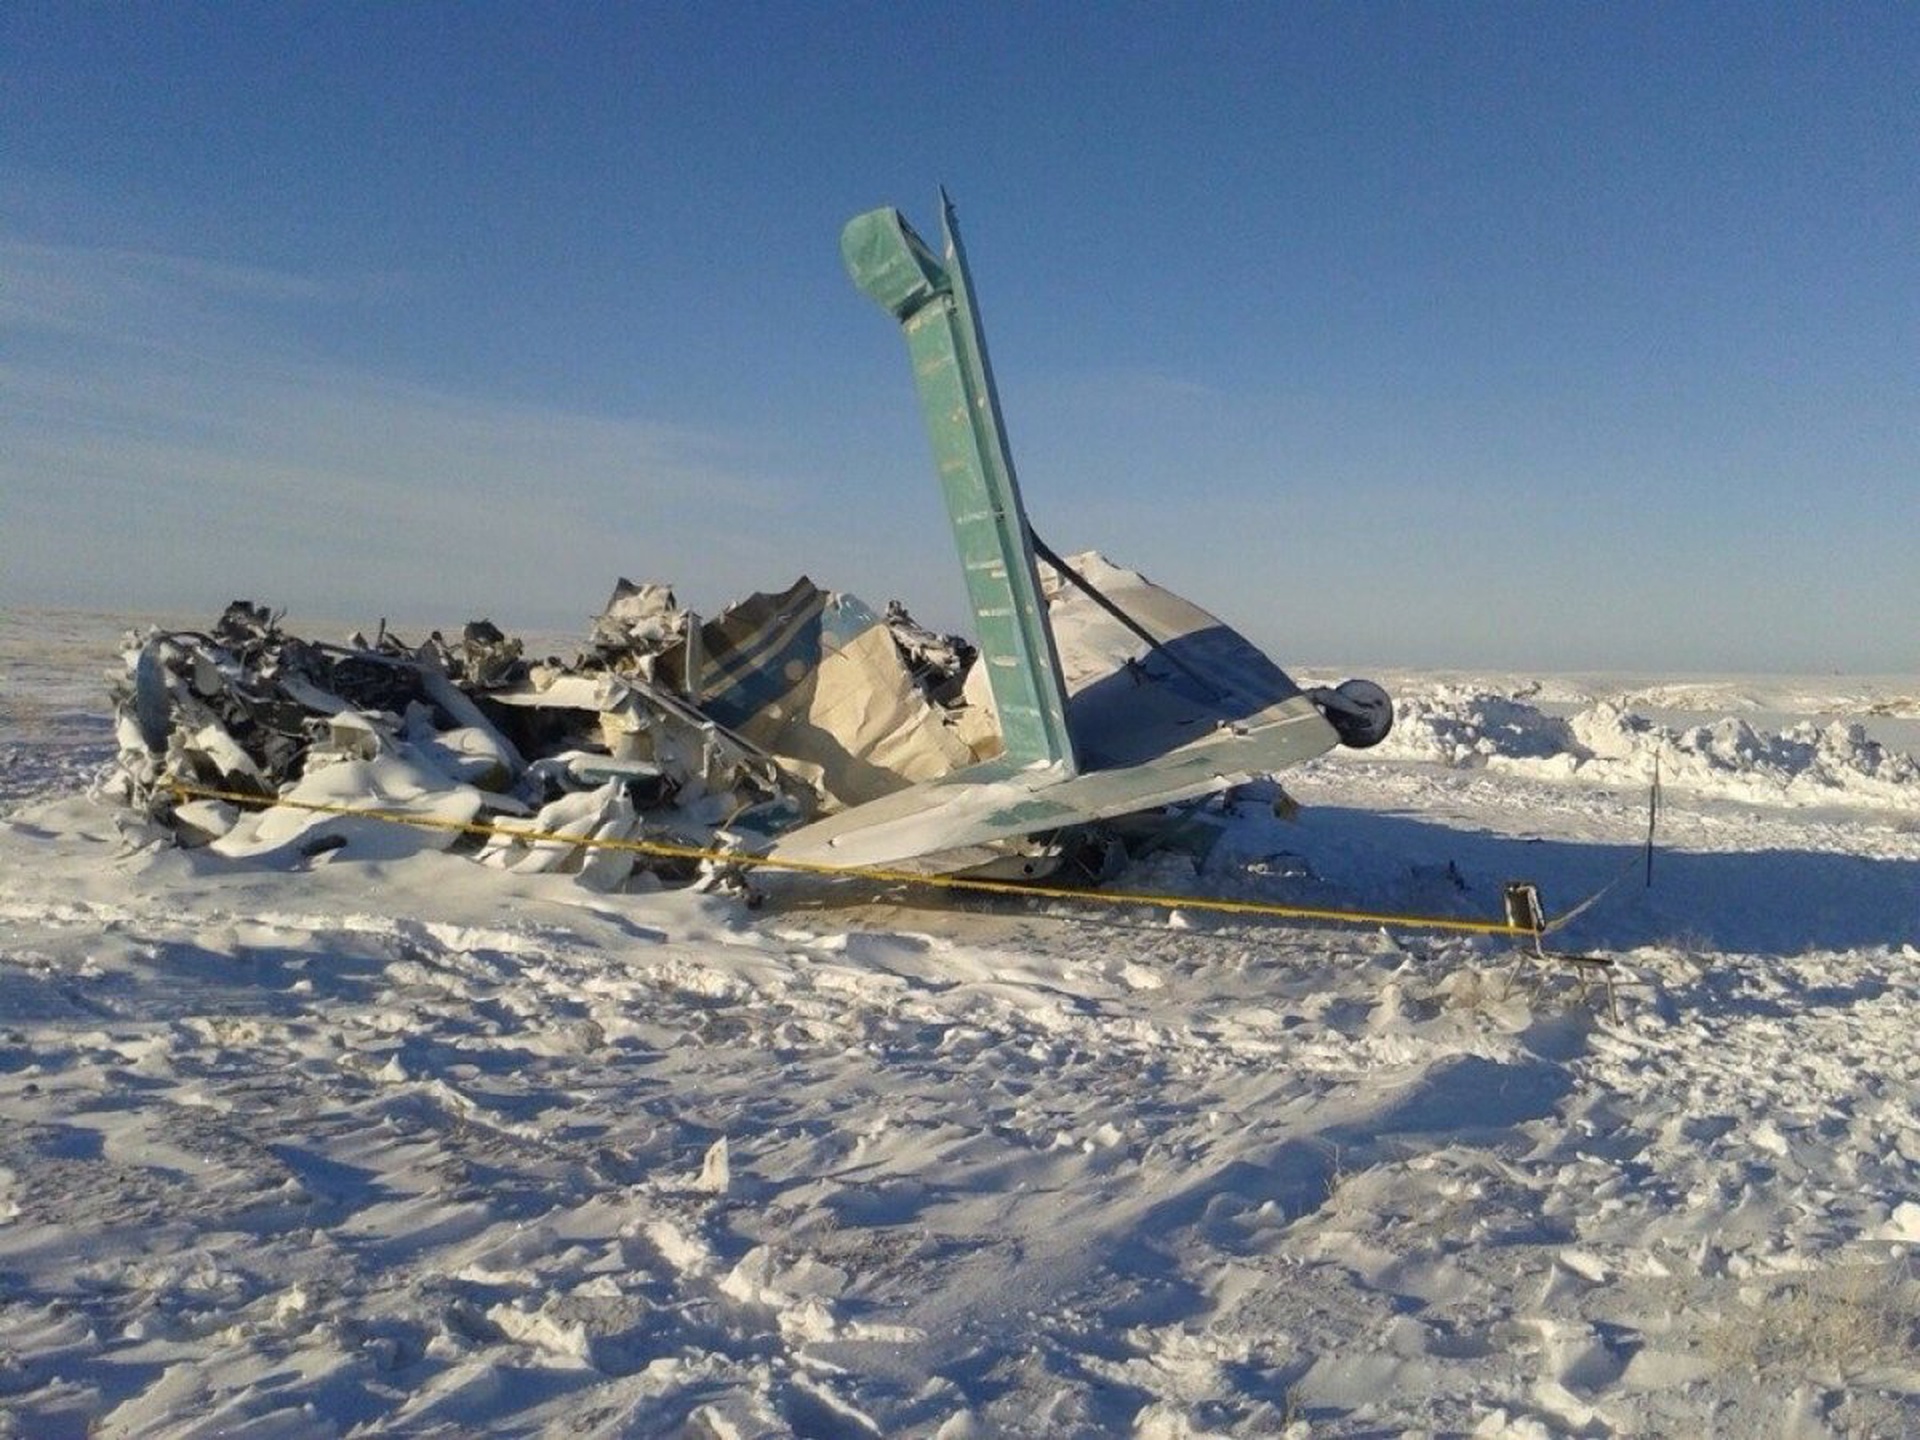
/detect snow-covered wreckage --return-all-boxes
[108,194,1392,888]
[111,580,995,884]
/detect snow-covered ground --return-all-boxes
[3,609,1917,1437]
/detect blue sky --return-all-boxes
[4,4,1915,672]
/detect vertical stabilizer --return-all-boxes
[840,196,1078,774]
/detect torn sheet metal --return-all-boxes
[108,577,997,884]
[1041,550,1324,770]
[485,666,788,818]
[108,549,1339,889]
[761,550,1344,876]
[687,578,980,807]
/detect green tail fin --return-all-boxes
[840,195,1078,775]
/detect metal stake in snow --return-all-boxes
[1646,752,1662,889]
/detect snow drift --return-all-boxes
[1376,687,1920,811]
[3,611,1918,1436]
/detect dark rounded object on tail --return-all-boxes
[1325,678,1393,749]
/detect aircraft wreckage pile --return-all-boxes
[106,575,1000,885]
[108,194,1392,886]
[107,557,1347,888]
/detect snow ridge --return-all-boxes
[1376,687,1920,810]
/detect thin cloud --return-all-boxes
[2,233,792,622]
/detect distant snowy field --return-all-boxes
[2,609,1917,1437]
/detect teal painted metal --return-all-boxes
[840,194,1078,775]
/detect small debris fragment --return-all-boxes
[696,1137,731,1195]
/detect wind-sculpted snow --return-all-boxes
[3,615,1919,1435]
[1376,686,1920,810]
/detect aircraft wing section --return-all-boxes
[765,694,1336,875]
[1042,551,1318,770]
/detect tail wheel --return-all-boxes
[1315,678,1393,749]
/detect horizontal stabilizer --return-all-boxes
[767,695,1336,874]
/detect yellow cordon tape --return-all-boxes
[165,780,1542,940]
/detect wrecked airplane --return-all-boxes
[108,194,1389,889]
